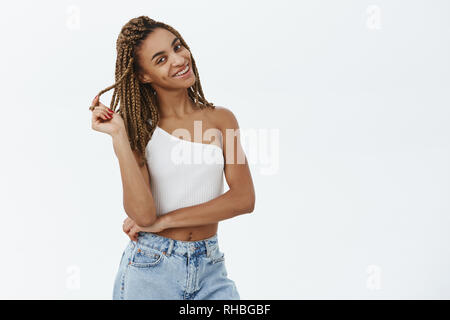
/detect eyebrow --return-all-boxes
[151,37,180,62]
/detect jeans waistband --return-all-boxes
[136,231,219,258]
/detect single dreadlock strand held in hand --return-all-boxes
[92,16,215,167]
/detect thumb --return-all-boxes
[92,95,99,106]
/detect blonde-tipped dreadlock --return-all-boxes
[94,16,215,167]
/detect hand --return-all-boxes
[122,217,142,241]
[122,216,168,241]
[90,95,125,137]
[138,216,167,233]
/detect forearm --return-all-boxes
[161,189,254,229]
[112,130,156,226]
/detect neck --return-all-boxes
[155,88,197,120]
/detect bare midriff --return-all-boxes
[154,223,218,241]
[151,103,221,242]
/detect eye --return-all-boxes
[156,43,183,64]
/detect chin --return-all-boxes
[180,75,195,89]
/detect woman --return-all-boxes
[89,16,255,300]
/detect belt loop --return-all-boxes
[167,239,174,256]
[205,240,211,258]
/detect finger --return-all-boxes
[129,225,140,241]
[128,225,137,237]
[125,217,134,227]
[124,217,134,227]
[96,111,109,121]
[94,106,114,117]
[91,95,110,111]
[102,106,114,113]
[123,220,135,233]
[92,109,101,122]
[94,109,112,120]
[92,95,99,106]
[91,107,102,118]
[123,217,133,227]
[123,221,131,233]
[103,107,114,116]
[102,110,113,120]
[128,230,138,242]
[123,222,132,233]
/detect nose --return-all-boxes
[172,54,186,66]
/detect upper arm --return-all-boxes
[133,150,151,191]
[215,106,255,212]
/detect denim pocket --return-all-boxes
[130,245,164,268]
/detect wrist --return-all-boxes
[160,214,172,230]
[111,127,127,140]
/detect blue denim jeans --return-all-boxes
[112,231,240,300]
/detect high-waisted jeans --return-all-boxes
[112,231,240,300]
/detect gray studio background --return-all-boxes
[0,0,449,299]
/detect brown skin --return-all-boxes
[122,105,255,242]
[123,107,222,241]
[92,27,255,242]
[135,27,197,119]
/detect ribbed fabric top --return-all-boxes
[145,125,225,217]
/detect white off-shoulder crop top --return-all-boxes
[145,125,225,217]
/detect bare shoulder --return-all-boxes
[210,106,240,131]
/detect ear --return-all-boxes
[138,72,153,84]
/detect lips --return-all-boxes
[172,63,189,77]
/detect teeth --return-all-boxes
[174,65,189,76]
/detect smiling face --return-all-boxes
[135,27,195,90]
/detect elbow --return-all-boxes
[125,206,157,227]
[246,188,256,213]
[246,196,255,213]
[135,215,156,228]
[137,219,156,228]
[235,191,255,214]
[137,207,157,227]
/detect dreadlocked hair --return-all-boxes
[94,16,215,167]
